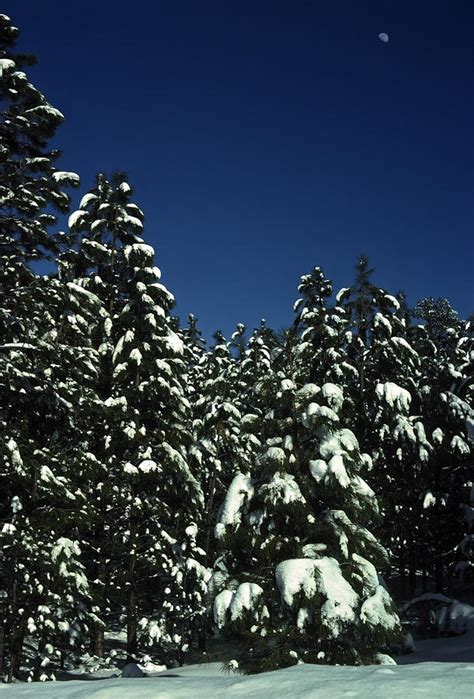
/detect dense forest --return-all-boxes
[0,13,473,682]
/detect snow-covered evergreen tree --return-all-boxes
[188,329,257,556]
[370,380,434,596]
[336,257,408,421]
[237,322,274,418]
[0,14,103,681]
[0,13,78,296]
[186,323,276,649]
[67,173,205,665]
[293,266,357,389]
[211,269,400,673]
[1,239,108,679]
[411,300,474,591]
[336,259,436,596]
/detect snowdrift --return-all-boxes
[2,662,474,698]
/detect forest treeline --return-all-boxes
[0,13,473,681]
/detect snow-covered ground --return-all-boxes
[3,621,474,697]
[399,628,474,665]
[2,661,474,698]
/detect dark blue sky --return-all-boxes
[10,0,473,339]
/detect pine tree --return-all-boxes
[68,173,205,665]
[411,300,474,592]
[0,14,102,680]
[0,12,78,297]
[293,266,357,388]
[187,323,275,650]
[336,257,407,418]
[211,269,400,673]
[188,330,251,562]
[0,263,107,681]
[370,379,433,596]
[238,322,274,419]
[182,314,206,365]
[336,259,435,596]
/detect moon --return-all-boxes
[378,32,389,43]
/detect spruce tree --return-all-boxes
[188,330,255,562]
[0,13,78,294]
[411,300,474,591]
[337,259,434,596]
[68,173,205,665]
[293,266,357,388]
[0,14,100,681]
[212,269,400,673]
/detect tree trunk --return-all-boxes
[126,582,137,662]
[0,616,4,678]
[8,623,25,682]
[0,552,5,677]
[399,548,407,599]
[203,467,217,566]
[197,627,207,652]
[434,556,443,592]
[406,536,417,597]
[6,576,25,682]
[408,559,416,597]
[89,560,106,658]
[126,531,138,663]
[91,625,105,658]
